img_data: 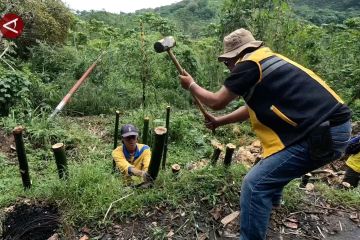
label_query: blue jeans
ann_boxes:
[239,120,351,240]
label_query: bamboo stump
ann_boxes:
[148,127,167,180]
[171,163,181,174]
[211,140,223,165]
[113,111,120,172]
[162,106,171,169]
[52,143,68,179]
[299,173,312,188]
[142,117,150,145]
[13,126,31,189]
[224,143,236,166]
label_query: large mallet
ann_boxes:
[154,36,209,117]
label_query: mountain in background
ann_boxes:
[76,0,360,37]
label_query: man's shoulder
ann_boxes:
[137,144,150,151]
[112,145,124,154]
[233,60,260,73]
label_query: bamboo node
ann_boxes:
[226,143,236,149]
[154,127,167,135]
[172,164,181,173]
[52,143,64,150]
[13,126,24,134]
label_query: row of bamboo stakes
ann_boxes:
[11,106,236,189]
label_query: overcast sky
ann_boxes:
[63,0,182,13]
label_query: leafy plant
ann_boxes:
[0,67,31,116]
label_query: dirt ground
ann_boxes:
[1,195,359,240]
[59,193,360,240]
[0,128,16,159]
[1,201,60,240]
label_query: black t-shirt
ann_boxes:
[223,61,260,96]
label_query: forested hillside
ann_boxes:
[0,0,359,239]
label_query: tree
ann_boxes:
[0,0,74,58]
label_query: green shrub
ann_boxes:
[0,66,31,116]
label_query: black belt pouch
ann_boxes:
[307,121,333,161]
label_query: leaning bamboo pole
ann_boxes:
[49,52,104,118]
[12,126,31,189]
[148,127,167,180]
[51,143,68,179]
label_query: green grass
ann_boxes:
[316,183,360,208]
[1,110,359,229]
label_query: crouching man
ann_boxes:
[112,124,152,184]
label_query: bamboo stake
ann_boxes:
[148,127,167,180]
[162,106,171,169]
[211,140,223,165]
[224,143,236,166]
[299,173,312,188]
[113,111,120,172]
[12,126,31,189]
[51,143,68,179]
[171,164,181,174]
[142,117,150,145]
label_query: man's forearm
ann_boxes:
[189,84,237,110]
[190,84,219,108]
[217,106,249,126]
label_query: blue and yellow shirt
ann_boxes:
[112,143,151,176]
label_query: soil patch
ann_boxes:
[0,128,16,159]
[1,201,60,240]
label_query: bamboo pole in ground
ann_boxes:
[51,143,68,179]
[142,117,150,145]
[162,106,171,169]
[148,127,167,180]
[211,140,223,165]
[224,143,236,166]
[113,111,120,172]
[299,173,312,188]
[171,164,180,174]
[12,126,31,189]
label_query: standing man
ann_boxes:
[112,124,152,183]
[179,28,351,239]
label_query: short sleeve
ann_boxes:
[223,61,260,96]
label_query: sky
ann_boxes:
[63,0,183,14]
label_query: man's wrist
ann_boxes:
[128,166,134,176]
[188,81,197,91]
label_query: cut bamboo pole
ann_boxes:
[224,143,236,166]
[211,140,223,165]
[171,164,181,174]
[12,126,31,189]
[162,106,171,169]
[51,143,68,179]
[113,111,120,172]
[299,173,312,188]
[148,127,167,180]
[142,117,150,145]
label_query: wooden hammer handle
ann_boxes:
[167,49,183,74]
[167,49,209,117]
